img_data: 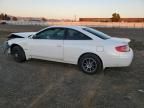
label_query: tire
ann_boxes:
[78,54,103,74]
[11,46,26,62]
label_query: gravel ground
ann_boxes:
[0,25,144,108]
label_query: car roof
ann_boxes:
[47,25,87,30]
[37,26,89,36]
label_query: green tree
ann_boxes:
[4,14,11,20]
[0,13,11,20]
[42,18,47,22]
[111,13,121,22]
[0,13,5,20]
[12,17,18,21]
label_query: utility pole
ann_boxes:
[74,15,77,22]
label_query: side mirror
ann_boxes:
[28,34,34,39]
[31,34,37,39]
[31,34,41,39]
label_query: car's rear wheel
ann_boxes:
[78,54,103,74]
[11,46,26,62]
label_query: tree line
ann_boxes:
[0,13,18,21]
[1,12,121,22]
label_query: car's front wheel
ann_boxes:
[78,54,103,74]
[11,46,26,62]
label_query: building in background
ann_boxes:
[79,18,144,22]
[79,18,111,22]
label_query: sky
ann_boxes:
[0,0,144,19]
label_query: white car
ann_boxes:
[3,26,133,74]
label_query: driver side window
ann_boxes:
[33,28,65,40]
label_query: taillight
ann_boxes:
[115,45,130,52]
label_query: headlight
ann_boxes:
[3,41,10,54]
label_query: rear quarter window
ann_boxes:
[83,28,110,40]
[66,29,92,40]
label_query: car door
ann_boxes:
[64,28,92,64]
[28,28,65,60]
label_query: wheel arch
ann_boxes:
[10,44,24,54]
[78,52,103,69]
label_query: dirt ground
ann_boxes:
[0,25,144,108]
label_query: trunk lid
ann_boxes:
[109,37,131,44]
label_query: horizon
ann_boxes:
[0,0,144,19]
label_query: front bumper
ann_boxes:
[2,41,10,54]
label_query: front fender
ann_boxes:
[6,39,30,60]
[8,38,28,50]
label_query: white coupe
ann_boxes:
[4,26,133,74]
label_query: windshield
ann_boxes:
[83,27,111,40]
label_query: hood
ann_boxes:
[10,32,36,38]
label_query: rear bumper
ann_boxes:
[117,48,134,67]
[104,48,134,68]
